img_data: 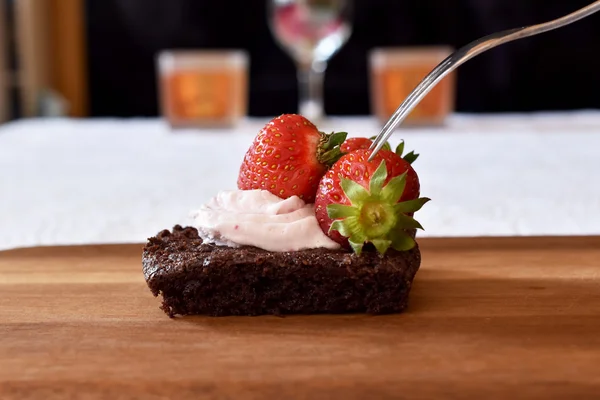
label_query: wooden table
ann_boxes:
[1,236,599,399]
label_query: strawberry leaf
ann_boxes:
[371,239,392,254]
[403,151,419,164]
[340,178,370,206]
[344,215,362,236]
[318,131,348,166]
[322,131,348,150]
[348,237,365,255]
[331,215,362,238]
[349,229,367,254]
[395,140,405,157]
[330,219,352,237]
[327,204,359,219]
[394,197,431,214]
[369,160,388,196]
[320,148,344,165]
[394,140,419,164]
[396,214,424,230]
[380,172,407,204]
[350,230,367,245]
[390,230,416,251]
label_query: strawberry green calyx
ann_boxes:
[395,140,419,164]
[318,131,348,166]
[326,160,430,255]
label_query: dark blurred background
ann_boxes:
[86,0,600,117]
[2,0,599,121]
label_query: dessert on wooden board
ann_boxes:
[142,114,430,317]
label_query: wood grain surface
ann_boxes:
[1,236,599,399]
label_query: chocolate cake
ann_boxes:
[142,225,421,317]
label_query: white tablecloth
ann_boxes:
[1,112,599,251]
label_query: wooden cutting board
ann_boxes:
[1,236,599,400]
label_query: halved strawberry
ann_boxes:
[237,114,347,203]
[314,148,429,254]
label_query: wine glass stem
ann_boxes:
[297,61,326,121]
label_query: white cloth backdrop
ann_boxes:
[1,112,599,250]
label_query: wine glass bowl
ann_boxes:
[268,0,353,121]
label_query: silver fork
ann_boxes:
[369,0,600,160]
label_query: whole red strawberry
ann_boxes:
[238,114,347,202]
[315,148,429,254]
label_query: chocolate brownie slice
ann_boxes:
[142,225,421,317]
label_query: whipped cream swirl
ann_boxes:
[190,190,340,252]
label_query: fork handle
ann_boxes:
[369,0,600,160]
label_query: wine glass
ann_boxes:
[268,0,353,122]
